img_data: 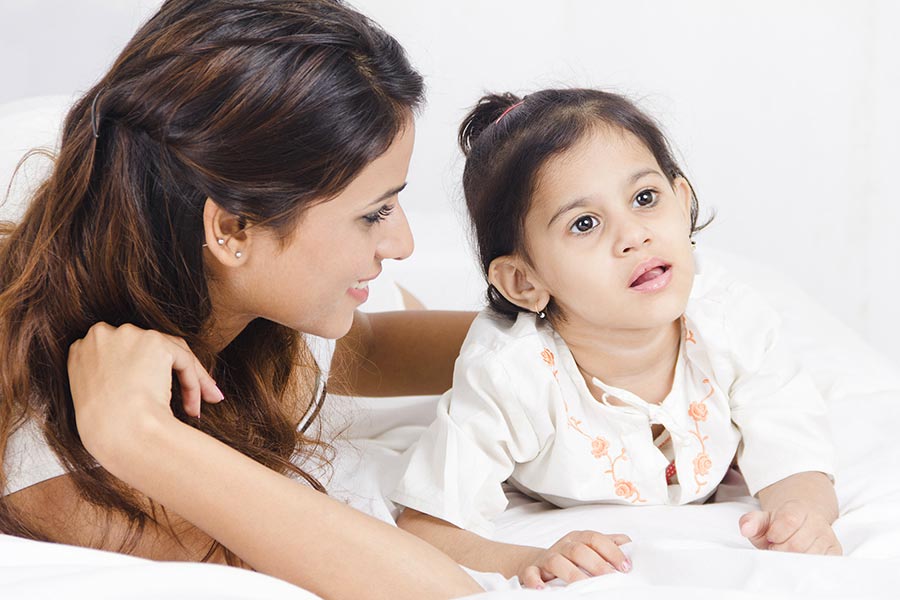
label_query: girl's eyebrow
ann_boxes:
[547,198,589,229]
[366,182,407,207]
[546,168,664,228]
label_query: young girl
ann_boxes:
[392,89,839,588]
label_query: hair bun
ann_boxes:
[457,92,521,156]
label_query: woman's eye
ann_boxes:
[633,189,658,207]
[363,204,395,224]
[569,215,600,234]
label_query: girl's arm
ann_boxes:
[68,323,482,600]
[397,508,631,589]
[739,471,841,555]
[330,310,476,397]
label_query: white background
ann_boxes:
[1,0,898,367]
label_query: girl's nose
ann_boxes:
[376,203,414,261]
[614,216,652,256]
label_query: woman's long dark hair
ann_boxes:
[459,89,709,322]
[0,0,423,562]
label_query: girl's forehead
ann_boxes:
[532,128,660,206]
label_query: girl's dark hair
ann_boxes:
[459,88,709,322]
[0,0,423,562]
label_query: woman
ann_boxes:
[0,1,482,598]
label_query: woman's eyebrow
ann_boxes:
[366,182,407,206]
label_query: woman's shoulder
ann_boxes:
[2,416,67,497]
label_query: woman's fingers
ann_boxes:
[165,335,224,417]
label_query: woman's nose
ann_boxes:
[376,204,415,261]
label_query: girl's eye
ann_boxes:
[569,215,600,234]
[363,204,395,224]
[633,189,659,208]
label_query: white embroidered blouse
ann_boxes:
[391,256,835,537]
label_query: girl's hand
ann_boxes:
[739,500,842,555]
[518,530,632,589]
[67,322,224,462]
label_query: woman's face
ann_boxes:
[522,126,695,336]
[216,122,415,341]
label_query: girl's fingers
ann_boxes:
[542,554,588,584]
[519,566,544,589]
[609,533,632,546]
[584,534,631,573]
[739,511,772,549]
[566,543,616,577]
[765,508,807,545]
[805,536,832,555]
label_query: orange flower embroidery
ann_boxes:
[542,348,645,503]
[692,452,712,477]
[541,348,555,366]
[688,379,716,493]
[591,437,609,458]
[688,401,708,422]
[614,479,640,500]
[682,316,697,345]
[541,348,559,380]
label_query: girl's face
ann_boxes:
[520,126,694,334]
[211,122,415,341]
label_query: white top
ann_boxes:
[1,335,335,496]
[391,255,835,537]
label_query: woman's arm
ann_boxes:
[739,471,841,555]
[397,508,631,589]
[68,323,482,600]
[330,310,476,397]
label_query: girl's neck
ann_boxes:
[556,318,681,405]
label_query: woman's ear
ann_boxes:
[488,255,551,314]
[202,198,250,266]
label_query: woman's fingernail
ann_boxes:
[536,584,545,590]
[214,384,225,400]
[621,559,632,572]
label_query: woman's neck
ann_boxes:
[556,318,681,406]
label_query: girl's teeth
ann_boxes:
[353,281,369,290]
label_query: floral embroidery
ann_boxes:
[591,436,609,458]
[693,452,712,477]
[682,316,697,345]
[688,400,708,422]
[541,348,559,380]
[688,378,716,493]
[543,348,646,503]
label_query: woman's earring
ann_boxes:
[217,238,226,246]
[536,308,547,319]
[235,250,243,259]
[690,238,697,250]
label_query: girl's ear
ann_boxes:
[673,176,693,217]
[488,255,551,314]
[202,198,250,267]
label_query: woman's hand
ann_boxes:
[67,322,224,462]
[518,530,632,589]
[740,499,842,555]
